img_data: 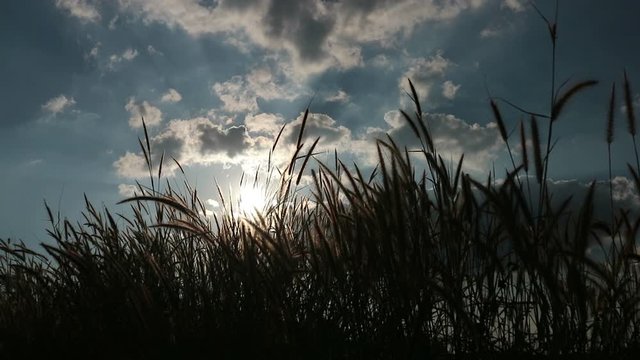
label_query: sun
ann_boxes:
[237,184,267,216]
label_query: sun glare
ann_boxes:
[238,184,267,216]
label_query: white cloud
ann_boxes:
[114,152,150,179]
[118,183,139,197]
[161,88,182,103]
[480,25,501,38]
[25,159,43,167]
[108,48,139,69]
[326,90,350,103]
[147,45,163,56]
[244,113,285,135]
[85,42,101,60]
[108,15,119,30]
[42,95,76,114]
[502,0,526,12]
[122,48,138,60]
[611,176,640,206]
[114,116,254,178]
[125,98,162,128]
[207,199,220,208]
[55,0,100,22]
[114,108,363,179]
[213,66,304,113]
[400,50,454,103]
[115,0,487,76]
[442,80,461,100]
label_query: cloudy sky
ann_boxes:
[2,0,640,245]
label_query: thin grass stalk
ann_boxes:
[607,82,616,225]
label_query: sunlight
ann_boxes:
[237,184,267,216]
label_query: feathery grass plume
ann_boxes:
[551,80,599,121]
[623,70,640,173]
[491,98,508,142]
[530,115,543,184]
[624,70,636,136]
[520,119,529,173]
[406,79,434,154]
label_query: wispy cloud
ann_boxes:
[442,80,461,100]
[42,95,76,114]
[325,90,350,103]
[55,0,100,22]
[161,88,182,103]
[147,45,163,56]
[502,0,526,12]
[108,48,139,70]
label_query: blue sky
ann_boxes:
[2,0,640,246]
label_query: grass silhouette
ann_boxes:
[2,3,640,359]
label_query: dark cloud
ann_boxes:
[285,112,351,146]
[198,123,249,157]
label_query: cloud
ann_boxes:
[114,109,361,179]
[283,112,352,149]
[325,90,350,103]
[114,116,254,178]
[125,98,162,128]
[108,15,119,29]
[108,48,139,69]
[371,111,505,174]
[118,183,139,197]
[620,93,640,115]
[370,54,392,69]
[611,176,640,207]
[55,0,101,22]
[480,25,502,38]
[161,88,182,103]
[501,0,526,12]
[25,159,43,167]
[400,50,454,103]
[85,42,101,60]
[147,45,163,56]
[207,198,220,208]
[244,113,285,134]
[212,66,303,113]
[115,0,486,76]
[42,95,76,114]
[442,81,461,100]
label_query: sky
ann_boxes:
[2,0,640,247]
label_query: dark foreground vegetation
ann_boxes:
[2,4,640,359]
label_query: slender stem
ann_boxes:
[633,135,640,173]
[539,0,559,221]
[608,143,615,226]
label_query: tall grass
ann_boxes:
[2,6,640,360]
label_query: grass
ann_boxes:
[2,3,640,359]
